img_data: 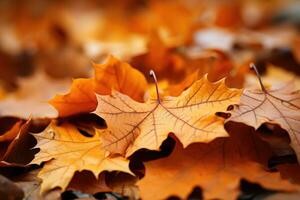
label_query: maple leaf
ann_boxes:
[30,122,132,193]
[137,123,300,200]
[94,72,242,156]
[228,64,300,162]
[50,55,148,117]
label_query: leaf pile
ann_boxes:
[0,1,300,200]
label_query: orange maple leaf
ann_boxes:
[50,55,148,117]
[94,72,241,156]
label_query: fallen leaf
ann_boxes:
[137,122,299,200]
[1,2,300,199]
[228,65,300,162]
[30,122,132,193]
[49,78,96,117]
[93,55,147,102]
[95,74,241,156]
[50,55,147,117]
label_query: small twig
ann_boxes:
[250,63,267,93]
[149,70,161,103]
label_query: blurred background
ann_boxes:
[0,0,299,92]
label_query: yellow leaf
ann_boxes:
[94,74,242,156]
[30,122,132,193]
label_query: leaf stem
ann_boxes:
[250,63,267,92]
[149,70,161,103]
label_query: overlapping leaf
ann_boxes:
[50,55,148,117]
[30,122,132,193]
[228,77,300,161]
[95,74,242,156]
[1,1,300,199]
